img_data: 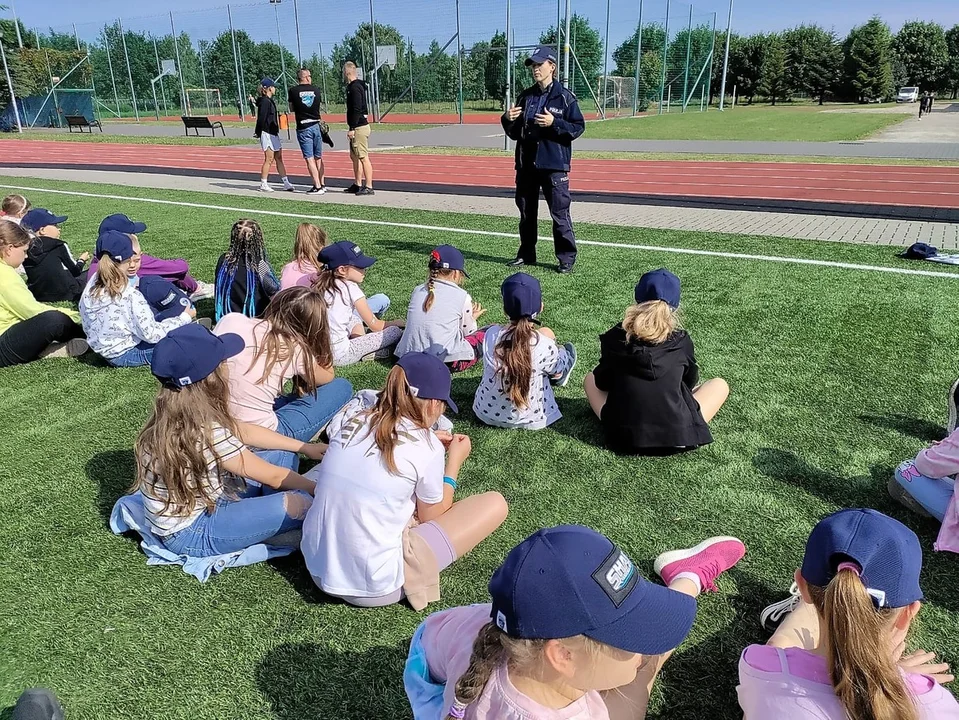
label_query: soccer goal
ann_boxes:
[185,88,223,117]
[598,76,637,116]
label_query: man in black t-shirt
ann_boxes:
[288,68,332,194]
[343,61,374,196]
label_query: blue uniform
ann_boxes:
[502,81,586,266]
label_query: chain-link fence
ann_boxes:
[0,0,723,128]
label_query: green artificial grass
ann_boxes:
[2,177,959,719]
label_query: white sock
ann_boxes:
[673,572,702,593]
[282,176,290,183]
[260,179,269,186]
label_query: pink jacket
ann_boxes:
[914,429,959,553]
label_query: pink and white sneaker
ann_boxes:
[653,536,746,593]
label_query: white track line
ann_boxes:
[3,181,957,280]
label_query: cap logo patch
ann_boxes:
[592,547,638,608]
[177,376,192,386]
[160,291,177,307]
[495,610,508,632]
[179,298,190,307]
[408,384,420,398]
[867,588,887,608]
[352,245,361,254]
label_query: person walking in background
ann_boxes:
[254,78,295,193]
[502,46,585,274]
[247,94,257,118]
[343,61,374,197]
[289,68,333,195]
[919,92,929,119]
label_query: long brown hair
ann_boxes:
[252,286,333,394]
[808,570,919,720]
[292,223,327,268]
[423,267,464,313]
[0,219,30,250]
[133,365,242,518]
[622,300,681,345]
[1,194,30,218]
[364,365,436,474]
[91,253,130,299]
[495,318,537,408]
[311,264,349,304]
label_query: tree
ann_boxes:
[539,14,602,99]
[892,21,948,91]
[783,25,841,104]
[710,31,741,104]
[843,17,894,102]
[759,33,788,104]
[485,31,507,103]
[332,22,409,106]
[611,23,666,78]
[946,25,959,98]
[731,33,767,103]
[463,41,489,102]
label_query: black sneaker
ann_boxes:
[506,257,530,267]
[948,377,959,434]
[557,262,574,274]
[356,187,375,196]
[307,186,322,194]
[344,184,360,194]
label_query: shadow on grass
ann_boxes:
[267,554,344,606]
[379,238,514,268]
[256,639,411,720]
[85,449,137,526]
[549,397,606,447]
[859,413,945,443]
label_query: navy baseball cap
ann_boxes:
[526,46,558,66]
[21,208,67,232]
[635,268,681,308]
[138,276,192,322]
[429,245,469,278]
[151,324,245,389]
[801,508,923,609]
[261,77,276,88]
[397,351,458,413]
[319,240,377,270]
[95,230,135,262]
[99,213,146,235]
[501,272,542,320]
[900,242,938,260]
[489,526,698,655]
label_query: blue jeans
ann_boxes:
[895,461,954,522]
[350,294,390,328]
[161,483,308,556]
[296,123,323,159]
[108,341,155,367]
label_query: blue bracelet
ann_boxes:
[443,476,458,490]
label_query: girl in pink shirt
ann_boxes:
[739,508,959,720]
[280,223,327,290]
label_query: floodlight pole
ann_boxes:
[718,0,733,110]
[658,0,670,114]
[10,2,23,48]
[505,0,511,151]
[170,12,187,114]
[73,22,100,121]
[632,0,644,115]
[118,18,140,121]
[369,0,379,122]
[562,0,571,85]
[228,4,245,121]
[0,35,22,133]
[271,1,289,100]
[292,0,302,65]
[103,23,122,117]
[455,0,464,124]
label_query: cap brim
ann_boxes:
[154,306,184,322]
[443,395,459,414]
[585,579,697,655]
[354,255,377,269]
[130,221,147,234]
[52,215,68,225]
[218,332,246,360]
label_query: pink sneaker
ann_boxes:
[653,536,746,593]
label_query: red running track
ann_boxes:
[2,139,958,209]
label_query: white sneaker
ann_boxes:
[259,182,274,192]
[283,181,296,192]
[190,281,215,302]
[39,338,89,360]
[760,582,802,631]
[947,377,959,434]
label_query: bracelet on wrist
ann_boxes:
[443,476,458,491]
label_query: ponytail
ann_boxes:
[810,570,919,720]
[495,318,536,408]
[311,264,346,304]
[366,365,434,474]
[422,267,463,313]
[91,253,129,299]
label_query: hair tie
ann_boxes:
[836,561,861,577]
[448,699,468,719]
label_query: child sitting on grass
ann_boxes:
[215,219,281,321]
[280,223,327,289]
[1,194,29,225]
[21,208,89,303]
[396,245,487,372]
[584,269,728,455]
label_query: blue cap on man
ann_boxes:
[526,46,558,66]
[99,213,146,235]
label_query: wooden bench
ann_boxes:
[66,115,102,133]
[181,116,225,137]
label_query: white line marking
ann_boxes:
[3,181,957,280]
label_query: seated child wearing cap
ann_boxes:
[132,324,324,558]
[80,231,194,367]
[396,245,488,373]
[213,286,353,451]
[215,219,280,321]
[301,353,508,609]
[405,527,746,719]
[313,240,405,366]
[584,269,729,455]
[473,273,576,430]
[88,214,213,300]
[21,208,89,303]
[741,508,958,720]
[0,221,88,367]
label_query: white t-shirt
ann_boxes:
[301,404,446,598]
[324,279,366,352]
[139,425,245,536]
[473,325,571,430]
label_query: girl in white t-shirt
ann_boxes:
[1,194,29,224]
[133,324,325,557]
[314,240,404,366]
[473,273,576,430]
[301,352,508,609]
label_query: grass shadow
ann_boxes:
[85,449,137,527]
[379,238,514,268]
[256,640,411,720]
[266,554,345,607]
[859,413,945,443]
[548,397,606,446]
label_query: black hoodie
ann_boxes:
[593,324,712,454]
[23,234,86,302]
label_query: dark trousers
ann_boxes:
[0,311,84,368]
[515,168,577,266]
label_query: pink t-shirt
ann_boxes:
[214,312,307,431]
[422,604,611,720]
[915,428,959,480]
[280,260,318,290]
[738,645,959,719]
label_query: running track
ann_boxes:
[2,140,958,221]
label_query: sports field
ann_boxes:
[3,177,959,719]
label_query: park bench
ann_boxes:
[181,116,225,137]
[66,115,102,133]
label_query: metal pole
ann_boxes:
[658,0,670,114]
[198,40,209,113]
[562,0,571,85]
[74,23,100,121]
[408,37,414,113]
[152,80,160,120]
[602,0,610,114]
[681,4,692,112]
[37,32,61,128]
[118,18,139,121]
[10,2,23,48]
[0,41,22,132]
[504,0,511,151]
[718,0,733,110]
[103,24,122,117]
[369,0,379,122]
[318,42,329,110]
[228,5,246,121]
[154,37,169,114]
[704,11,716,109]
[274,4,289,100]
[455,0,464,123]
[170,12,187,114]
[631,0,644,115]
[293,0,303,65]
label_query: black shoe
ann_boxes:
[307,186,322,194]
[356,187,375,196]
[344,183,360,194]
[506,257,530,267]
[557,262,574,274]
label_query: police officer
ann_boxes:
[502,46,585,274]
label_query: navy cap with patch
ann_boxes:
[138,275,192,322]
[151,324,244,389]
[21,208,67,233]
[99,213,147,236]
[488,525,697,655]
[318,240,377,270]
[526,46,558,66]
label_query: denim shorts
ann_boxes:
[296,123,323,159]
